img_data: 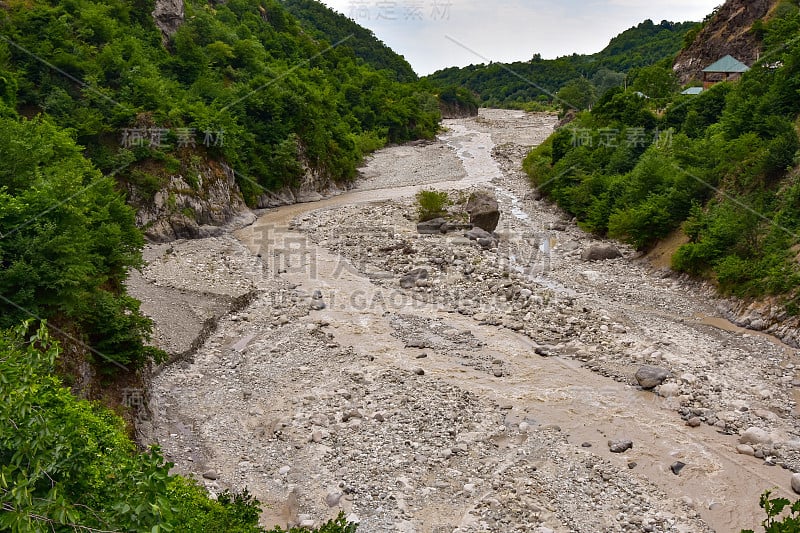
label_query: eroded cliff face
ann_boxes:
[673,0,779,84]
[131,161,255,242]
[255,164,351,208]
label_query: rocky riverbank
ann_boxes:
[132,109,800,532]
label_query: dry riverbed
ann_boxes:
[132,110,800,533]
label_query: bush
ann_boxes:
[416,189,451,221]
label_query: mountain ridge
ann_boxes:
[425,19,698,107]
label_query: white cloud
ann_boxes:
[317,1,720,75]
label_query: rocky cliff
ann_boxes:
[152,0,184,45]
[673,0,779,84]
[131,161,255,242]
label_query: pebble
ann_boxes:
[609,439,633,453]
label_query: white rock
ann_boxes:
[740,427,773,446]
[736,444,755,456]
[657,383,680,398]
[792,474,800,495]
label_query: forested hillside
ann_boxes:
[425,19,699,108]
[524,0,800,310]
[279,0,417,81]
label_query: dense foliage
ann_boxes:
[524,1,800,307]
[0,113,161,371]
[279,0,417,82]
[0,0,439,204]
[425,19,698,108]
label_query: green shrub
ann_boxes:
[416,189,451,221]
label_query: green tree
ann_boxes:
[631,65,678,99]
[556,77,597,113]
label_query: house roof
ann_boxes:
[681,87,704,95]
[702,55,750,73]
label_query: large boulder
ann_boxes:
[739,427,773,447]
[635,365,671,389]
[417,218,447,235]
[466,190,500,232]
[581,243,622,262]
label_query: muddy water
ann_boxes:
[237,110,792,532]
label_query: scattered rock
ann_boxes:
[412,367,425,376]
[609,439,633,453]
[202,470,218,480]
[310,290,326,311]
[465,190,500,232]
[476,237,495,250]
[465,226,493,241]
[416,217,447,234]
[400,268,429,289]
[581,243,622,262]
[325,491,343,507]
[687,417,702,428]
[635,365,671,389]
[657,382,680,397]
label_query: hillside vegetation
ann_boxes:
[524,0,800,309]
[425,19,698,108]
[280,0,417,82]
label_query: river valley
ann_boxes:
[131,109,800,533]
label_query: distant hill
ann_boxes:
[279,0,417,81]
[673,0,779,84]
[425,19,698,106]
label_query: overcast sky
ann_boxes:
[317,0,721,75]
